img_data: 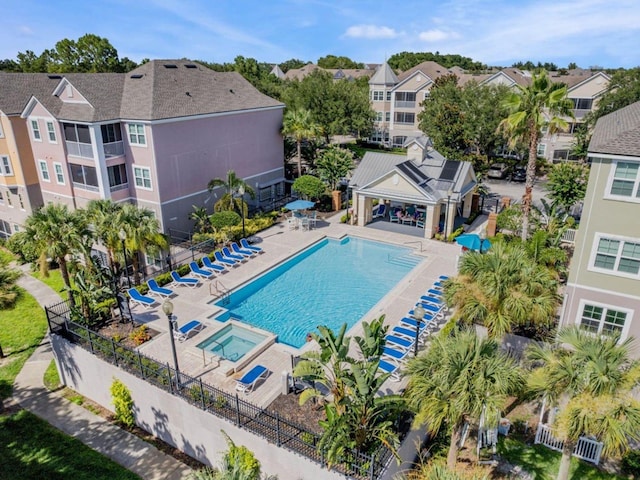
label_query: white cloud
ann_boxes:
[418,29,459,42]
[18,25,34,35]
[344,24,399,39]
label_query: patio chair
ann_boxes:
[190,261,215,280]
[287,217,298,230]
[392,325,429,343]
[416,216,425,229]
[378,359,401,382]
[299,216,310,231]
[372,204,386,219]
[170,270,199,288]
[231,242,256,258]
[425,288,443,298]
[308,211,318,229]
[173,319,205,342]
[146,279,174,298]
[214,251,238,267]
[127,288,157,308]
[385,335,414,352]
[202,256,226,273]
[241,238,264,254]
[412,302,444,318]
[235,364,269,394]
[401,316,435,332]
[382,346,412,363]
[420,294,443,306]
[222,246,248,263]
[390,210,400,223]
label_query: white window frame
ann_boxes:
[46,121,57,143]
[38,160,50,182]
[0,120,4,138]
[128,123,147,146]
[605,159,640,203]
[375,111,383,122]
[0,155,13,176]
[537,143,546,157]
[575,299,632,341]
[53,162,65,185]
[372,90,384,102]
[589,232,640,280]
[30,119,42,141]
[133,166,152,190]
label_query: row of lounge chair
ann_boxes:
[377,275,449,381]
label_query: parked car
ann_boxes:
[511,167,527,182]
[487,163,509,179]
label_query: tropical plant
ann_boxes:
[0,261,20,309]
[315,145,354,191]
[207,170,255,214]
[545,162,589,211]
[527,327,640,480]
[292,175,326,200]
[110,378,135,428]
[405,328,524,469]
[84,199,124,271]
[499,70,574,240]
[281,108,322,177]
[24,203,90,291]
[68,264,112,323]
[190,205,213,234]
[444,242,560,338]
[404,460,489,480]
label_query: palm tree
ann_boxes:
[85,199,124,271]
[405,329,524,469]
[207,170,255,214]
[24,204,90,291]
[444,242,559,338]
[281,108,322,178]
[0,262,20,309]
[189,206,213,234]
[499,70,574,240]
[527,327,640,480]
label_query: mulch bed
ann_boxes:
[267,391,326,435]
[96,318,161,349]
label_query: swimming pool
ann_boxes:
[196,323,268,362]
[213,236,422,348]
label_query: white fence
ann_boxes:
[561,228,577,245]
[535,423,604,465]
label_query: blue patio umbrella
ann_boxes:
[285,199,315,211]
[455,233,492,252]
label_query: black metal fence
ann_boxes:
[45,301,393,479]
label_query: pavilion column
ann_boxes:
[462,192,472,217]
[424,204,439,239]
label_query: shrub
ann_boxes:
[210,211,241,229]
[110,378,135,427]
[292,174,326,200]
[5,231,40,264]
[340,213,351,223]
[622,449,640,476]
[129,325,151,346]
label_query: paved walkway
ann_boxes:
[8,265,193,480]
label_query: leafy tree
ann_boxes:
[15,49,52,72]
[281,109,323,177]
[499,70,574,240]
[208,170,256,214]
[278,58,307,73]
[585,68,640,127]
[315,146,354,191]
[317,55,364,69]
[0,261,20,309]
[190,206,213,234]
[388,51,486,72]
[209,211,241,230]
[292,175,326,200]
[405,329,524,469]
[545,163,589,211]
[85,199,125,271]
[444,241,560,338]
[569,123,590,161]
[0,58,20,72]
[527,328,640,480]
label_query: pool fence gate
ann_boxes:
[534,423,603,465]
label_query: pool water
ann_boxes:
[213,236,421,348]
[196,324,268,362]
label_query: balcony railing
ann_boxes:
[73,182,99,192]
[110,182,129,192]
[572,109,591,119]
[66,141,94,159]
[103,141,124,158]
[395,101,416,108]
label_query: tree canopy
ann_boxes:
[317,55,364,69]
[545,163,589,211]
[388,51,486,72]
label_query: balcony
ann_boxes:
[395,101,416,109]
[103,141,124,158]
[73,182,99,192]
[572,109,591,120]
[110,182,129,192]
[66,141,94,159]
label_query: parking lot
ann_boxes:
[482,176,549,212]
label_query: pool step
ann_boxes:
[387,254,422,268]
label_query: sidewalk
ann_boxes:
[9,266,193,480]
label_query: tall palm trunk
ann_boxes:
[58,256,75,305]
[521,123,539,241]
[296,139,303,178]
[447,422,463,469]
[557,440,574,480]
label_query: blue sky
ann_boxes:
[2,0,640,69]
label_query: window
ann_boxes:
[0,219,10,239]
[395,92,416,108]
[592,235,640,277]
[537,144,546,156]
[63,123,93,158]
[108,164,128,189]
[372,90,384,102]
[18,194,24,210]
[572,98,593,110]
[46,121,57,142]
[0,121,4,138]
[386,91,391,101]
[69,163,99,191]
[394,112,415,124]
[133,166,152,189]
[145,252,163,269]
[385,112,390,122]
[31,119,41,141]
[552,149,579,162]
[38,160,50,181]
[375,112,384,122]
[0,190,3,204]
[423,91,430,100]
[579,303,628,337]
[392,136,407,148]
[101,123,123,144]
[259,187,272,202]
[53,162,65,184]
[0,156,13,176]
[609,161,640,198]
[128,123,146,145]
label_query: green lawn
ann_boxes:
[31,268,69,296]
[498,438,625,480]
[0,410,140,480]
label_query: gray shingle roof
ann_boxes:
[0,73,61,115]
[589,101,640,157]
[369,63,399,86]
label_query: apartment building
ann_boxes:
[560,101,640,357]
[0,60,285,237]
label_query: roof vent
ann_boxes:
[185,64,197,69]
[130,74,143,79]
[164,64,178,69]
[186,92,191,97]
[47,74,62,79]
[229,89,234,94]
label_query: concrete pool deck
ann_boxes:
[134,212,461,407]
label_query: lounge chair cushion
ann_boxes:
[235,365,269,393]
[174,320,204,341]
[241,238,263,253]
[127,288,156,307]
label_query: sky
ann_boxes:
[2,0,640,69]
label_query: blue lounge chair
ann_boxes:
[414,302,443,314]
[426,288,443,297]
[372,203,386,219]
[439,275,449,281]
[433,281,444,289]
[202,256,226,273]
[127,288,156,308]
[385,335,414,351]
[173,319,204,342]
[420,295,443,305]
[215,251,238,267]
[400,316,433,332]
[147,279,174,298]
[382,346,411,363]
[392,325,428,343]
[241,238,264,254]
[170,271,199,288]
[222,246,247,262]
[231,242,256,257]
[190,261,215,280]
[378,359,401,382]
[235,365,269,394]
